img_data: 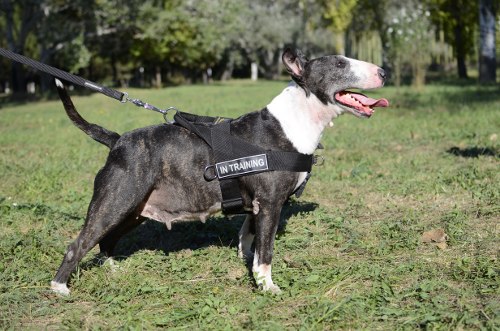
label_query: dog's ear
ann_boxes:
[282,48,308,78]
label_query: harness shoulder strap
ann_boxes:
[210,120,247,213]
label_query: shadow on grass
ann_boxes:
[80,199,318,270]
[447,146,498,158]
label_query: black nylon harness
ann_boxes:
[173,111,314,214]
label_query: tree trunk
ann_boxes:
[2,1,41,93]
[221,61,233,81]
[334,32,345,55]
[478,0,496,83]
[3,1,26,93]
[251,63,258,81]
[454,22,468,79]
[11,61,27,94]
[111,56,118,86]
[448,0,471,80]
[155,65,162,88]
[39,47,52,93]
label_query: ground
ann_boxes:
[0,80,498,329]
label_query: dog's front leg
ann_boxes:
[252,201,282,294]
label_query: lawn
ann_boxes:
[0,80,498,330]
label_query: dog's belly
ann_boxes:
[138,178,222,230]
[140,200,221,230]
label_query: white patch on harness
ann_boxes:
[215,154,268,179]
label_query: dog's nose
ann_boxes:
[378,68,387,81]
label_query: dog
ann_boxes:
[50,48,388,295]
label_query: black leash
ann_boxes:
[0,47,177,118]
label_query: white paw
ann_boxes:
[50,281,70,296]
[103,257,120,273]
[262,283,282,294]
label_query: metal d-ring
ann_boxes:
[203,165,218,181]
[162,106,179,124]
[313,155,325,166]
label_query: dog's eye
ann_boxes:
[336,59,347,68]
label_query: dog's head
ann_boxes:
[282,48,389,118]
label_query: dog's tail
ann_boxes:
[55,78,120,149]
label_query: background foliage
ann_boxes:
[0,0,498,93]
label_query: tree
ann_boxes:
[346,0,391,65]
[384,1,436,87]
[37,0,93,92]
[0,10,9,91]
[130,0,246,86]
[426,0,478,79]
[321,0,358,54]
[0,0,95,93]
[478,0,497,83]
[0,0,42,93]
[86,0,143,86]
[239,0,301,79]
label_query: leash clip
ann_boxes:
[120,92,128,103]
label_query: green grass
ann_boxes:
[0,80,499,330]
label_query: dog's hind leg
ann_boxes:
[238,215,255,259]
[51,165,155,295]
[99,215,146,258]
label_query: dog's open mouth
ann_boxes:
[334,91,389,117]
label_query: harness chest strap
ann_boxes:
[173,111,314,214]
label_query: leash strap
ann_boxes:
[0,47,175,116]
[0,47,125,101]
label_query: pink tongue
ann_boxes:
[351,93,389,107]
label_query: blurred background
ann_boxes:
[0,0,498,95]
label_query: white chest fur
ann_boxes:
[267,83,342,155]
[268,83,343,191]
